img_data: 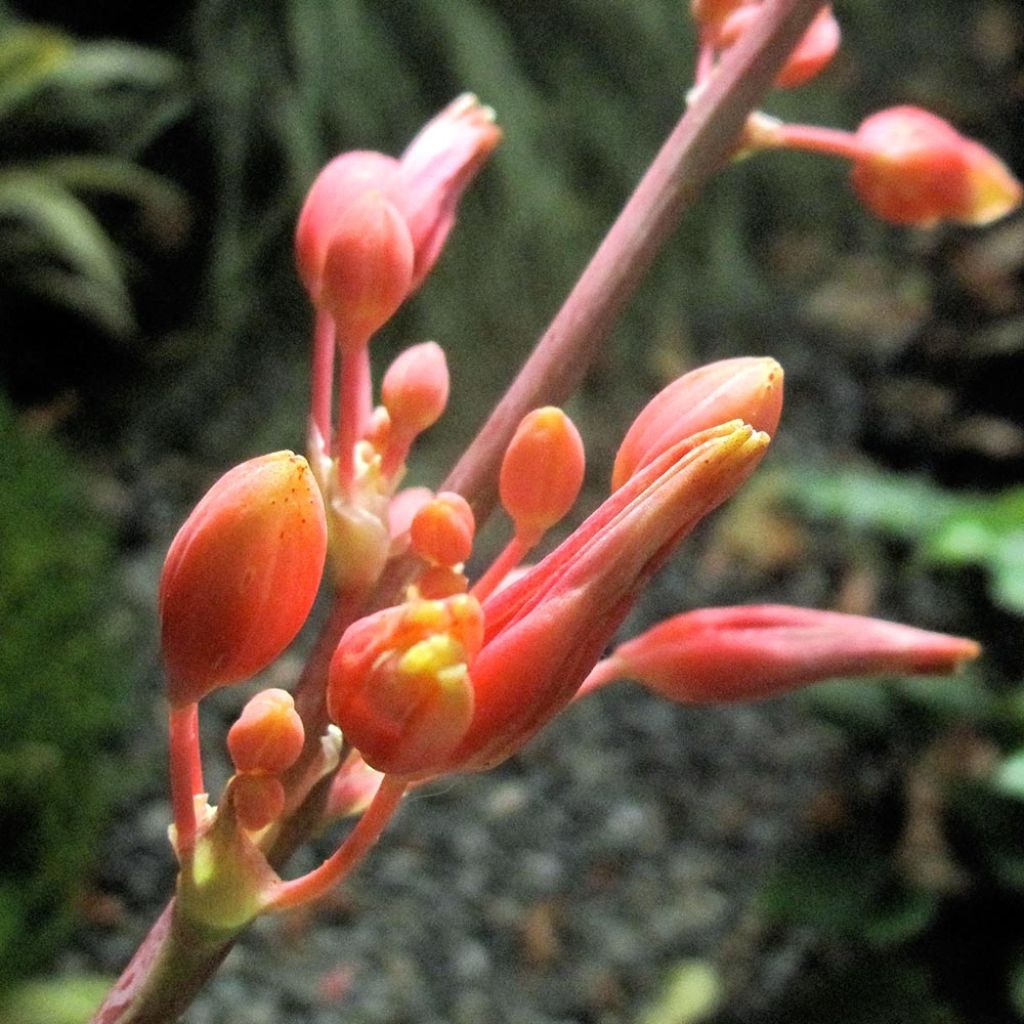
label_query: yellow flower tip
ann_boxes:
[612,357,783,491]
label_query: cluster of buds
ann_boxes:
[150,46,1011,950]
[690,1,1023,227]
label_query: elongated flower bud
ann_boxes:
[851,107,1023,227]
[392,93,502,289]
[410,492,475,567]
[227,689,305,775]
[327,594,484,775]
[612,357,783,490]
[319,192,415,347]
[295,150,401,303]
[607,605,981,703]
[500,407,586,545]
[160,452,327,707]
[447,421,771,775]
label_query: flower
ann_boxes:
[160,452,327,707]
[595,604,981,703]
[329,420,770,778]
[295,94,501,306]
[851,106,1023,227]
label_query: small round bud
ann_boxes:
[499,407,585,546]
[381,341,450,435]
[851,107,1023,227]
[227,688,305,775]
[410,492,475,567]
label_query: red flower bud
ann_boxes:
[608,604,981,703]
[716,4,839,88]
[160,452,327,706]
[318,191,415,347]
[227,688,305,775]
[851,106,1023,227]
[381,342,450,435]
[500,407,586,545]
[612,357,783,491]
[410,492,476,567]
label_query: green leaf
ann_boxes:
[993,750,1024,801]
[0,26,73,120]
[0,975,112,1024]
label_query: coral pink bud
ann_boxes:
[319,192,415,347]
[231,773,286,832]
[851,107,1023,227]
[500,407,586,545]
[160,452,327,707]
[410,492,475,567]
[391,94,502,289]
[716,4,839,88]
[295,151,401,302]
[612,357,783,491]
[609,605,981,703]
[381,341,450,435]
[227,688,305,775]
[327,594,484,775]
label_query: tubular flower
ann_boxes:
[597,604,981,703]
[295,93,501,304]
[329,420,770,780]
[851,106,1024,227]
[612,356,783,490]
[160,452,327,707]
[327,594,484,776]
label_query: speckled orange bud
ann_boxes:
[612,357,783,491]
[230,773,286,832]
[160,452,327,707]
[410,492,475,567]
[499,407,585,546]
[227,688,305,775]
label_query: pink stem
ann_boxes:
[270,774,408,910]
[768,122,868,160]
[310,309,335,451]
[695,39,717,86]
[439,0,827,527]
[335,341,373,491]
[168,702,202,855]
[471,535,531,603]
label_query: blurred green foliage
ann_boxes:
[783,468,1024,615]
[0,3,188,341]
[0,394,127,995]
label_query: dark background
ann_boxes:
[2,1,1023,1021]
